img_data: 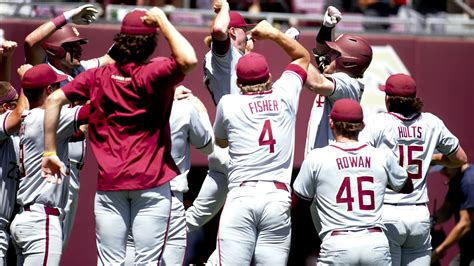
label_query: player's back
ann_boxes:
[307,142,404,238]
[361,112,460,204]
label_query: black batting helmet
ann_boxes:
[326,34,373,78]
[42,26,88,58]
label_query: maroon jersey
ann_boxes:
[62,57,184,191]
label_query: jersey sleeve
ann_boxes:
[328,72,363,101]
[142,57,185,92]
[434,117,460,156]
[57,106,82,140]
[272,64,307,111]
[0,111,12,140]
[293,152,317,201]
[213,98,227,140]
[61,70,93,102]
[189,105,213,150]
[384,150,409,192]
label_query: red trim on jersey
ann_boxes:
[387,112,421,121]
[284,64,307,84]
[43,214,50,266]
[329,143,368,152]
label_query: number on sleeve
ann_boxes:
[259,119,276,153]
[398,144,424,179]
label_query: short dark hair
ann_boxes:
[387,96,424,116]
[111,33,157,65]
[333,121,365,139]
[24,89,44,103]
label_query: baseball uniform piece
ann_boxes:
[10,106,85,266]
[360,111,460,266]
[214,64,307,265]
[61,55,183,264]
[0,111,19,265]
[185,38,243,230]
[293,142,409,265]
[305,72,364,154]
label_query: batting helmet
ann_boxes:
[326,34,372,78]
[42,26,88,58]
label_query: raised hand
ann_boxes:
[250,20,278,41]
[143,7,167,28]
[64,4,99,25]
[323,6,342,28]
[17,64,33,79]
[0,40,17,58]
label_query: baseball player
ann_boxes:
[125,86,214,265]
[431,163,474,265]
[0,41,28,266]
[293,99,413,265]
[41,8,197,265]
[186,0,256,233]
[305,6,373,154]
[213,20,309,264]
[359,73,468,266]
[23,4,114,248]
[9,64,89,266]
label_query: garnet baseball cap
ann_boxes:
[380,73,417,97]
[330,99,364,123]
[236,52,270,86]
[229,11,255,30]
[120,9,156,35]
[21,64,68,89]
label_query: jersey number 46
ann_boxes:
[336,176,375,211]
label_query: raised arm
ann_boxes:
[431,147,468,168]
[250,20,310,71]
[0,41,18,82]
[143,7,197,74]
[211,0,231,41]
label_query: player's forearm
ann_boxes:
[159,18,197,74]
[6,91,28,135]
[44,90,68,152]
[436,218,471,254]
[24,21,57,65]
[211,2,230,41]
[270,30,309,66]
[0,55,12,81]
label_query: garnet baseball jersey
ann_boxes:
[61,57,184,191]
[305,72,364,154]
[214,64,307,187]
[360,112,460,204]
[293,142,409,239]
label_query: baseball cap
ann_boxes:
[330,99,364,123]
[120,9,156,35]
[236,52,270,86]
[380,73,417,97]
[229,11,255,30]
[21,64,68,89]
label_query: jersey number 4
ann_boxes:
[398,144,424,179]
[259,119,276,153]
[336,176,375,211]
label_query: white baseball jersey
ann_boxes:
[360,112,460,204]
[17,106,82,208]
[214,64,305,187]
[169,99,213,193]
[305,72,364,154]
[203,43,243,105]
[0,111,18,221]
[293,142,408,239]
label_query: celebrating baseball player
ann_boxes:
[212,19,309,264]
[9,64,89,265]
[305,6,373,154]
[186,1,256,232]
[293,99,413,265]
[359,73,468,265]
[125,86,214,265]
[0,41,29,265]
[41,8,197,265]
[23,4,114,248]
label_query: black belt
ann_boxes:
[331,227,382,236]
[240,181,288,192]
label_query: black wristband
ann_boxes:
[316,25,333,45]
